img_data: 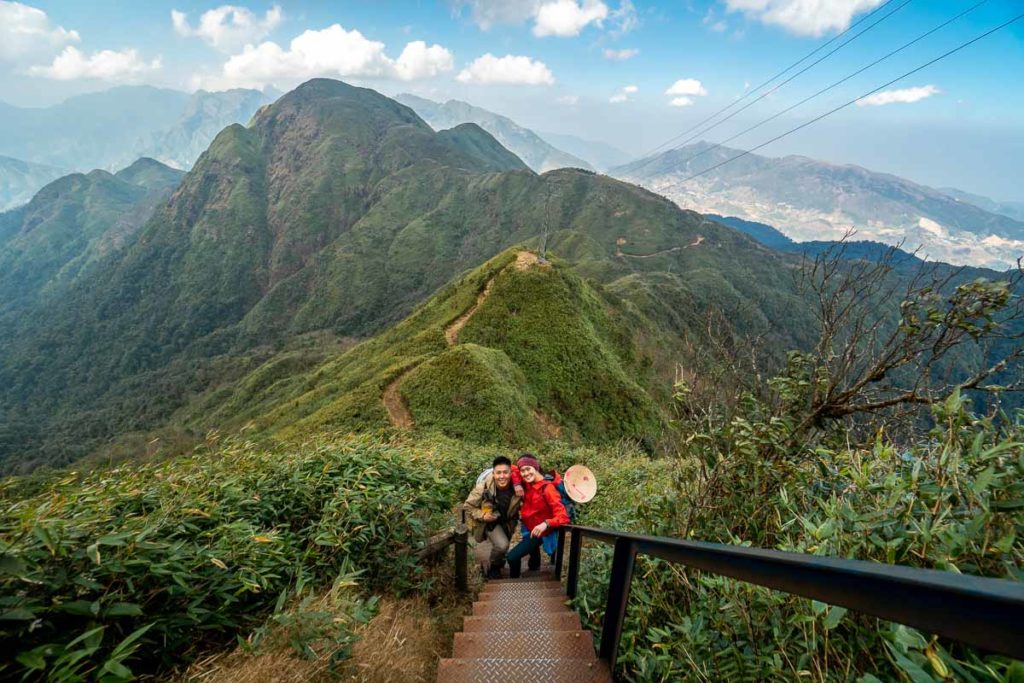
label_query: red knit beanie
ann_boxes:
[517,454,540,471]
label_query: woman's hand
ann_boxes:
[514,484,524,497]
[483,512,499,522]
[530,521,548,538]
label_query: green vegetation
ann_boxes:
[402,344,539,444]
[0,161,181,318]
[0,434,490,681]
[570,383,1024,682]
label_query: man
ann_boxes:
[464,456,522,579]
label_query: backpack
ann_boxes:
[543,471,577,522]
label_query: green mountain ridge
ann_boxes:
[1,78,976,473]
[0,159,184,320]
[174,248,662,450]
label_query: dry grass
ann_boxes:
[180,564,471,683]
[339,596,454,682]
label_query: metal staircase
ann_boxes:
[436,568,612,683]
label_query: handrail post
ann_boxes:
[599,537,636,671]
[454,507,468,592]
[554,527,566,580]
[566,528,583,600]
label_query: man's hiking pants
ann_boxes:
[486,525,510,569]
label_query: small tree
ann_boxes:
[790,240,1023,435]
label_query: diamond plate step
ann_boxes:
[479,586,565,598]
[489,568,556,582]
[473,598,568,616]
[453,630,596,658]
[463,612,581,632]
[476,592,567,604]
[473,593,569,610]
[437,657,612,683]
[481,581,565,593]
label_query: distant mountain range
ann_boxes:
[0,86,273,209]
[0,156,67,211]
[613,142,1024,270]
[536,130,632,171]
[395,93,593,172]
[937,187,1024,224]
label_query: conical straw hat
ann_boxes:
[563,465,597,503]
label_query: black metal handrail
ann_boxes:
[553,524,1024,672]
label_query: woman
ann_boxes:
[506,454,570,578]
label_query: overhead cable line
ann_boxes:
[675,0,988,169]
[644,0,915,162]
[634,0,902,162]
[674,11,1024,185]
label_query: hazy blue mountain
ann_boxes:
[0,86,272,177]
[0,87,189,170]
[938,187,1024,223]
[0,156,67,211]
[395,93,593,172]
[710,213,926,267]
[138,88,276,170]
[614,142,1024,270]
[537,130,632,171]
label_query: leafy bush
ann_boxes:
[0,434,471,680]
[572,385,1024,682]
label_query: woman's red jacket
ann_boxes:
[519,473,571,533]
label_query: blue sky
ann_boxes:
[1,0,1022,197]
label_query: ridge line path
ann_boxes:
[382,251,540,429]
[617,234,704,258]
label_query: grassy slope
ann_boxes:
[176,248,662,451]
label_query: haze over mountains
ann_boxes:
[395,93,594,173]
[0,86,273,209]
[613,142,1024,270]
[0,155,67,211]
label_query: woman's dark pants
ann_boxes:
[506,535,544,578]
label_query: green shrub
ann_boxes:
[0,434,467,680]
[571,387,1024,682]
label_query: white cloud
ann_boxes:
[533,0,608,37]
[454,0,635,36]
[723,0,884,37]
[394,41,455,80]
[702,7,728,32]
[172,4,283,52]
[603,47,638,60]
[0,1,79,63]
[608,0,639,36]
[557,94,579,105]
[609,84,637,103]
[457,53,554,85]
[666,78,707,96]
[29,45,160,81]
[857,84,939,107]
[454,0,540,30]
[670,96,694,107]
[202,25,453,90]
